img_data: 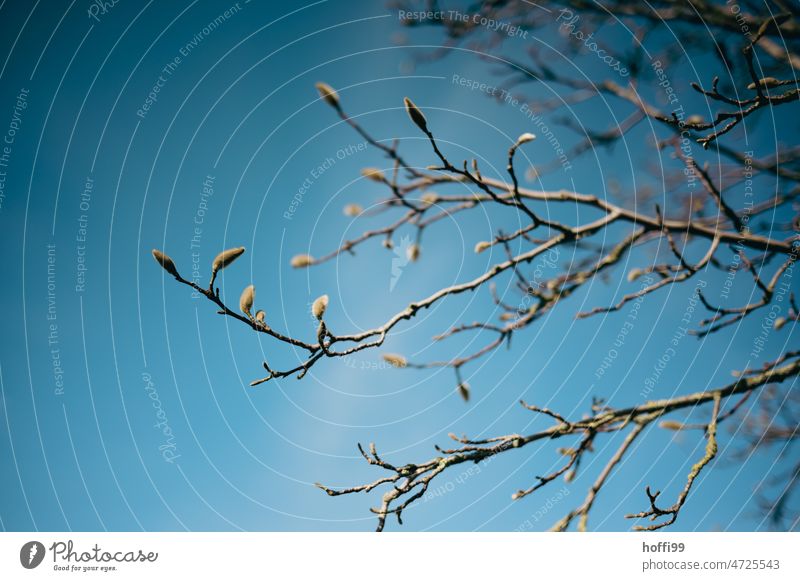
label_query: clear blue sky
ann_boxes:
[0,0,797,532]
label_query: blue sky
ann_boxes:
[0,0,797,532]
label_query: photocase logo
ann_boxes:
[20,541,45,569]
[390,235,414,291]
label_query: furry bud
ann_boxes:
[343,203,363,217]
[747,76,782,90]
[516,132,536,145]
[404,97,428,132]
[474,241,491,254]
[315,82,340,107]
[239,285,255,316]
[420,192,437,205]
[382,353,407,368]
[152,249,179,278]
[290,254,314,268]
[627,268,645,282]
[312,294,329,320]
[255,310,265,324]
[407,243,420,262]
[457,382,470,402]
[361,167,385,182]
[212,247,245,276]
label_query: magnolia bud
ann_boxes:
[403,97,428,132]
[627,268,644,282]
[343,203,363,217]
[774,317,787,330]
[420,192,437,205]
[315,82,340,108]
[474,241,491,254]
[290,254,314,268]
[240,285,255,316]
[255,310,265,324]
[361,167,385,182]
[516,132,536,145]
[382,353,407,368]
[659,420,686,431]
[212,247,245,276]
[407,243,420,262]
[747,76,782,90]
[564,469,575,483]
[312,294,329,320]
[457,382,470,402]
[152,249,179,278]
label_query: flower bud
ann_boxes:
[312,294,329,320]
[516,132,536,145]
[382,353,407,368]
[361,167,385,182]
[420,192,437,205]
[315,82,340,108]
[659,420,686,431]
[627,268,644,282]
[406,243,420,262]
[774,317,787,330]
[290,254,314,268]
[457,382,470,402]
[240,285,255,316]
[474,241,491,254]
[403,97,428,132]
[747,76,782,90]
[152,249,179,278]
[343,203,363,217]
[212,247,245,276]
[255,310,265,324]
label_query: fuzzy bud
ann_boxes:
[747,77,783,90]
[315,82,340,108]
[290,254,314,268]
[403,97,428,132]
[774,317,787,331]
[457,382,470,402]
[627,268,645,282]
[420,192,437,205]
[659,420,686,431]
[312,294,329,320]
[343,203,363,217]
[255,310,265,324]
[516,132,536,145]
[382,353,407,368]
[212,247,245,276]
[361,167,385,182]
[239,285,255,316]
[406,243,420,262]
[474,241,491,254]
[152,249,179,278]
